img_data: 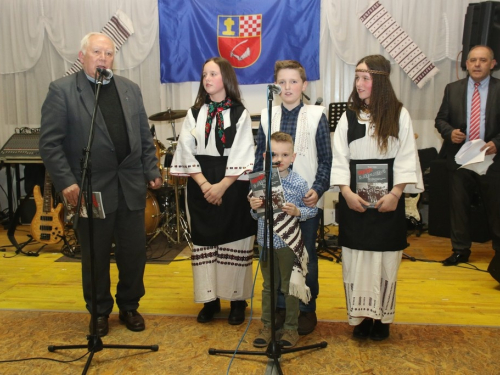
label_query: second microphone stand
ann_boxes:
[208,87,327,374]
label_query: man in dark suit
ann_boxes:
[39,32,162,336]
[435,45,500,266]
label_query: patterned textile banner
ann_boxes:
[64,10,134,77]
[360,1,439,89]
[158,0,320,84]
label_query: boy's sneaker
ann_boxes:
[253,326,272,348]
[279,329,299,348]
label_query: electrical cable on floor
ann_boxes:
[402,251,490,272]
[0,350,90,365]
[225,251,262,374]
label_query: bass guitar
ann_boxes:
[30,171,65,244]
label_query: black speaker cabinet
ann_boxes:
[18,196,36,225]
[488,253,500,283]
[461,1,500,70]
[428,159,491,242]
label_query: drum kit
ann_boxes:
[145,108,192,249]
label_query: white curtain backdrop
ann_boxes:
[0,0,498,210]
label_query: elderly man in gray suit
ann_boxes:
[435,45,500,267]
[40,32,162,337]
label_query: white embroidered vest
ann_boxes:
[260,104,326,208]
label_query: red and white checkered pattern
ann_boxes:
[239,15,262,37]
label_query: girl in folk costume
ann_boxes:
[169,57,256,325]
[331,55,423,340]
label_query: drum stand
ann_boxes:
[147,155,192,249]
[146,191,191,249]
[164,139,192,249]
[172,183,193,249]
[147,210,177,245]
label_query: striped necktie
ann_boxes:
[469,82,481,141]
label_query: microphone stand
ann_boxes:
[47,71,158,374]
[208,87,327,374]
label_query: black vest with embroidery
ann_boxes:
[337,109,407,252]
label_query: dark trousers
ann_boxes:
[449,167,500,253]
[77,199,146,316]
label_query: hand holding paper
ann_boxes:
[455,139,494,175]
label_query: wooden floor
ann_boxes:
[1,225,499,374]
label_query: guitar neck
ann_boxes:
[42,172,53,213]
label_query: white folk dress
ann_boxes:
[331,107,423,325]
[170,103,256,303]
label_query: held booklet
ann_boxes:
[62,191,106,221]
[356,164,388,208]
[249,168,286,217]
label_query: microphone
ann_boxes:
[96,67,113,79]
[314,97,323,105]
[150,124,156,138]
[268,84,282,95]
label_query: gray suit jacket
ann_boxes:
[40,70,160,213]
[435,76,500,171]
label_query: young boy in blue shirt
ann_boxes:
[250,131,317,348]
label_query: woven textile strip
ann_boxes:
[64,10,134,77]
[273,211,311,303]
[360,1,439,88]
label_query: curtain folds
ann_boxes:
[0,0,496,151]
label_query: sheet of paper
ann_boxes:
[455,139,493,175]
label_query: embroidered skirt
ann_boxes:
[342,248,403,325]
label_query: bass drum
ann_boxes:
[145,190,160,235]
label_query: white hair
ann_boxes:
[80,32,116,55]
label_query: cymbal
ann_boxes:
[149,109,187,122]
[250,114,261,122]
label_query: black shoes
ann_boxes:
[442,250,471,266]
[89,311,145,335]
[89,315,109,337]
[119,309,145,332]
[370,320,390,341]
[353,318,373,339]
[197,298,221,323]
[298,311,317,335]
[228,300,248,325]
[352,319,390,341]
[197,299,248,324]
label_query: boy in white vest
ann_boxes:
[253,60,332,335]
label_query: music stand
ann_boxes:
[208,86,327,374]
[46,71,158,374]
[327,102,348,133]
[316,213,341,263]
